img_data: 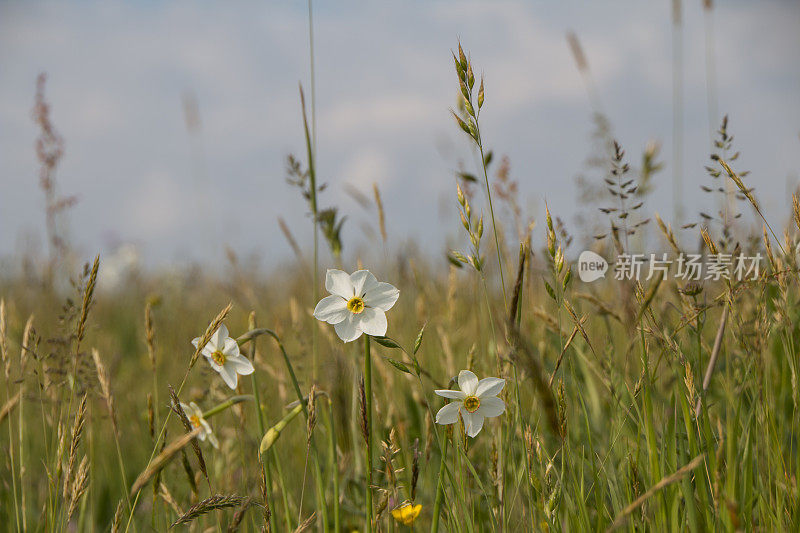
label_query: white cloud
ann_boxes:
[0,0,797,267]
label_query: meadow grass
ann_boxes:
[2,36,800,533]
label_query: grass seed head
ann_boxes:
[171,494,245,527]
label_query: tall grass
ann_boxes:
[1,34,800,533]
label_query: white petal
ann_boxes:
[180,402,193,416]
[363,282,400,312]
[477,396,505,418]
[207,431,219,449]
[434,389,466,400]
[188,402,203,417]
[334,314,363,343]
[458,370,479,396]
[461,410,485,438]
[350,270,378,297]
[435,402,461,425]
[313,295,349,324]
[476,377,505,398]
[218,364,239,389]
[326,269,355,298]
[191,337,200,348]
[228,354,255,375]
[223,337,241,357]
[355,308,387,337]
[210,324,229,350]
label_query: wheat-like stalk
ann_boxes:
[189,303,232,368]
[75,254,100,357]
[170,494,244,527]
[168,385,208,482]
[66,455,90,523]
[63,393,88,499]
[91,348,117,434]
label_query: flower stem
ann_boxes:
[364,335,374,533]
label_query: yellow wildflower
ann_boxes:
[391,502,422,526]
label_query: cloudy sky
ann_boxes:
[1,1,798,269]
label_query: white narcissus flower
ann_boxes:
[434,369,506,437]
[180,401,219,449]
[313,269,400,343]
[192,324,254,390]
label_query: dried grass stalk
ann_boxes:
[91,348,118,435]
[190,303,232,368]
[168,385,208,481]
[129,427,202,498]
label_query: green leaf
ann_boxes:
[386,358,412,374]
[373,336,402,350]
[562,267,572,290]
[544,281,557,301]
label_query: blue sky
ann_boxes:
[1,1,798,269]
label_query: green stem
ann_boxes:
[18,378,26,532]
[474,125,508,311]
[364,335,374,533]
[326,403,340,533]
[201,395,253,419]
[300,80,319,385]
[5,387,21,533]
[266,328,329,531]
[272,449,293,531]
[252,376,278,533]
[431,436,448,533]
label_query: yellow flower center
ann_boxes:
[347,296,365,314]
[211,350,226,365]
[463,395,481,413]
[391,503,422,526]
[189,415,201,428]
